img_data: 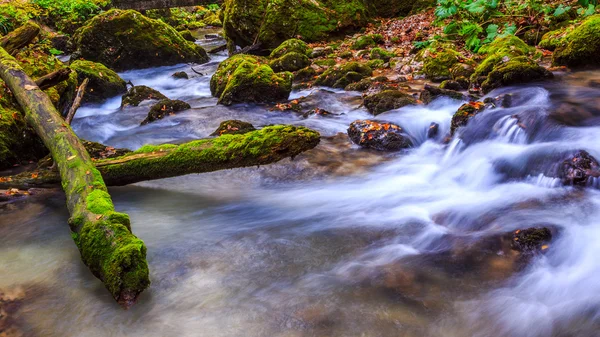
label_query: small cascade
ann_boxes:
[493,115,527,144]
[442,138,464,163]
[528,173,562,188]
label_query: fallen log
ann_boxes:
[0,21,40,54]
[0,47,149,309]
[0,125,321,189]
[35,68,72,90]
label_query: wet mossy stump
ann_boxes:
[0,47,150,309]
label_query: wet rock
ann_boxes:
[69,60,127,103]
[481,56,553,94]
[72,9,209,71]
[483,94,513,109]
[294,67,317,82]
[172,71,189,79]
[511,227,552,253]
[559,150,600,186]
[210,54,293,105]
[364,90,417,115]
[427,122,439,139]
[314,62,373,89]
[439,80,463,91]
[141,99,191,125]
[348,120,413,151]
[302,108,335,119]
[553,15,600,68]
[310,46,333,58]
[450,101,485,136]
[420,84,466,104]
[121,85,168,108]
[210,120,256,136]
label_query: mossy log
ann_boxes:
[0,47,150,309]
[0,126,321,189]
[0,21,40,55]
[35,68,72,90]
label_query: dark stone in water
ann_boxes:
[348,120,412,151]
[511,227,552,253]
[210,120,256,136]
[559,150,600,186]
[450,101,485,136]
[172,71,189,79]
[121,85,167,108]
[483,94,513,109]
[141,99,191,125]
[420,84,466,104]
[427,122,439,139]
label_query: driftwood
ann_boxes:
[0,126,321,189]
[65,78,89,124]
[35,68,72,90]
[0,47,150,309]
[0,21,40,54]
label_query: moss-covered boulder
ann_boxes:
[72,9,209,71]
[210,120,256,136]
[314,62,373,89]
[141,99,191,125]
[364,90,416,115]
[179,29,196,42]
[538,27,572,51]
[269,52,311,72]
[121,85,168,108]
[553,15,600,68]
[70,60,127,103]
[352,35,377,50]
[422,49,463,82]
[294,67,317,82]
[210,54,293,105]
[481,56,553,94]
[420,84,465,104]
[471,36,532,82]
[222,0,369,51]
[270,39,310,59]
[370,47,394,62]
[439,80,464,91]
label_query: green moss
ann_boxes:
[370,47,394,61]
[294,66,317,82]
[553,15,600,68]
[364,90,416,115]
[352,35,376,50]
[314,62,373,88]
[314,58,336,67]
[86,189,115,214]
[539,27,573,51]
[70,60,127,102]
[481,56,553,93]
[367,59,385,69]
[72,9,209,71]
[479,36,532,56]
[270,38,310,58]
[269,52,311,72]
[422,49,462,81]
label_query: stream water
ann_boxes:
[2,34,600,337]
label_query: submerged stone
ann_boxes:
[348,120,413,151]
[559,150,600,187]
[141,99,191,125]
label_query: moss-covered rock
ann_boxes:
[210,120,256,136]
[70,60,127,103]
[270,38,310,58]
[439,80,464,91]
[422,49,462,82]
[210,54,293,105]
[481,56,553,94]
[364,90,416,115]
[222,0,369,51]
[352,35,377,50]
[294,66,317,82]
[72,9,209,71]
[420,84,465,104]
[553,15,600,68]
[121,85,168,108]
[367,59,386,69]
[538,27,572,51]
[450,101,485,136]
[179,29,196,42]
[269,52,311,72]
[370,47,394,61]
[479,36,532,56]
[314,62,373,88]
[141,99,191,125]
[348,119,413,151]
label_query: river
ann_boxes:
[1,33,600,337]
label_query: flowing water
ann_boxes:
[2,35,600,337]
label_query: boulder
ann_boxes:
[69,60,127,103]
[422,49,463,82]
[294,67,317,82]
[270,39,310,59]
[222,0,369,51]
[141,99,191,125]
[351,35,377,50]
[480,56,553,94]
[450,101,485,136]
[314,62,373,89]
[269,52,311,72]
[439,80,463,91]
[210,54,293,105]
[369,47,394,62]
[172,71,189,79]
[364,90,416,115]
[72,9,209,71]
[347,120,413,151]
[559,150,600,187]
[179,29,196,42]
[121,85,167,108]
[210,120,256,136]
[420,84,465,104]
[553,15,600,68]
